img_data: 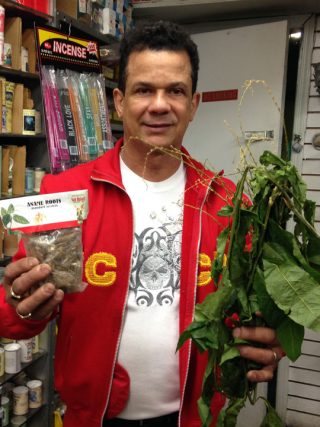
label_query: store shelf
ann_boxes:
[0,349,47,386]
[0,66,40,83]
[105,79,117,90]
[0,0,53,22]
[56,10,118,45]
[0,133,46,144]
[24,405,47,425]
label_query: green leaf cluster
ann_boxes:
[1,204,29,229]
[177,150,320,427]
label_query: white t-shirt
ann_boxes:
[117,159,186,419]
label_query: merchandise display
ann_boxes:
[36,25,114,173]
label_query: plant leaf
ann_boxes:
[12,214,29,225]
[276,317,304,361]
[218,205,233,217]
[260,400,285,427]
[2,213,11,228]
[263,242,320,331]
[221,344,240,365]
[7,203,14,214]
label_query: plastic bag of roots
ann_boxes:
[22,227,87,293]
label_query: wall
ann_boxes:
[302,16,320,235]
[284,14,320,427]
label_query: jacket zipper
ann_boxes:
[178,179,213,427]
[90,175,134,427]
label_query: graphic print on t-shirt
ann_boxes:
[130,224,182,307]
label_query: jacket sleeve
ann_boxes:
[0,286,49,339]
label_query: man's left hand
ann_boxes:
[233,326,286,382]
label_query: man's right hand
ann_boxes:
[3,257,64,321]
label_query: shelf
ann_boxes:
[0,133,46,139]
[0,66,40,83]
[56,10,119,46]
[105,79,117,90]
[0,0,53,22]
[0,349,47,386]
[10,405,47,427]
[111,122,123,132]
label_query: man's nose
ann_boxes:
[149,91,170,112]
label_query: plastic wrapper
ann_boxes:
[22,227,87,294]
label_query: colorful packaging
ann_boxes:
[0,190,89,293]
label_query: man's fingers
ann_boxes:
[237,345,280,366]
[6,263,51,299]
[247,365,275,382]
[16,285,64,321]
[3,257,40,285]
[233,326,278,346]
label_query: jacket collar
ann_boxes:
[91,138,217,204]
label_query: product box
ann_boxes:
[102,7,117,35]
[1,145,26,197]
[92,0,105,5]
[92,3,104,32]
[15,0,51,14]
[4,17,22,70]
[56,0,91,21]
[115,0,124,13]
[22,109,36,135]
[22,28,37,74]
[12,83,24,134]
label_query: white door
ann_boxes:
[184,20,289,427]
[185,20,288,180]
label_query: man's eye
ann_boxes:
[171,88,184,95]
[136,87,151,94]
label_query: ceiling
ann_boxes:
[133,0,320,24]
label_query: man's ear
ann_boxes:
[113,88,124,119]
[190,91,201,122]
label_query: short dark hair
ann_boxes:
[118,20,199,94]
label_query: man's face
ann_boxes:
[113,49,200,152]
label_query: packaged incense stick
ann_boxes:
[41,66,70,173]
[78,73,98,160]
[67,70,89,162]
[95,74,113,151]
[56,69,79,167]
[87,74,104,155]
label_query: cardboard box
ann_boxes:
[22,28,37,74]
[56,0,91,21]
[4,17,22,70]
[115,0,124,13]
[23,87,34,110]
[92,0,106,6]
[1,145,10,196]
[2,145,26,196]
[92,3,104,32]
[11,145,26,196]
[12,83,24,134]
[102,7,116,35]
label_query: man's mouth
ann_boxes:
[144,123,171,128]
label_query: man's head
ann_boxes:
[118,20,199,95]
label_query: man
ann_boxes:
[0,21,284,427]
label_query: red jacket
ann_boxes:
[0,139,236,427]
